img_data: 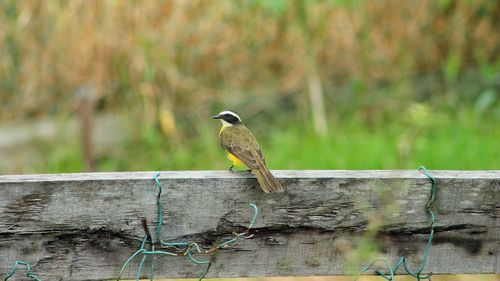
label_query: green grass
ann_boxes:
[39,107,499,173]
[267,116,499,170]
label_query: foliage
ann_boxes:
[0,4,498,281]
[0,0,498,173]
[32,108,498,173]
[1,0,498,127]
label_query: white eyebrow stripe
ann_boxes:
[219,111,241,121]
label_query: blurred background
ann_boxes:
[0,1,499,280]
[0,0,499,174]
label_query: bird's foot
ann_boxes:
[228,165,252,173]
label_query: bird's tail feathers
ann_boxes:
[253,166,284,193]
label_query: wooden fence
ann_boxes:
[0,170,498,280]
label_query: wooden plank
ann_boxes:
[0,170,498,280]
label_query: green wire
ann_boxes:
[355,166,436,281]
[4,261,43,281]
[5,168,434,281]
[153,173,163,242]
[5,173,259,281]
[116,173,259,281]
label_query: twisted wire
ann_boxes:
[354,166,436,281]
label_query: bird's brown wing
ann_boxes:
[220,125,266,169]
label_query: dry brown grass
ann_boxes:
[1,0,498,131]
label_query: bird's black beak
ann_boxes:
[213,114,222,119]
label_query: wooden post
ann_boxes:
[0,170,498,280]
[75,84,97,172]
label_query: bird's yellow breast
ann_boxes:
[219,123,247,169]
[227,152,246,168]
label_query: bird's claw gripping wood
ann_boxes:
[228,165,252,173]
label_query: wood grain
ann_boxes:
[0,170,498,280]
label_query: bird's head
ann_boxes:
[213,110,242,126]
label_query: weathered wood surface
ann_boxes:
[0,170,498,280]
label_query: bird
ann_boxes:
[213,110,284,193]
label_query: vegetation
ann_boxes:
[40,109,499,173]
[1,0,497,173]
[0,2,498,280]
